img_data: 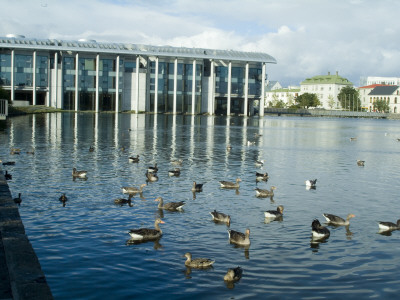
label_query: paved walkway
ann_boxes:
[0,170,53,300]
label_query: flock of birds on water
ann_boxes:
[2,133,400,287]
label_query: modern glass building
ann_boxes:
[0,34,276,116]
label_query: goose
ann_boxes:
[72,168,87,178]
[357,160,365,166]
[224,267,243,282]
[114,194,133,206]
[148,163,158,173]
[255,160,264,167]
[183,252,215,268]
[13,193,22,205]
[305,179,317,187]
[255,186,276,198]
[5,171,12,180]
[256,172,269,181]
[168,168,181,177]
[146,171,159,182]
[192,181,204,192]
[122,184,146,195]
[311,219,330,239]
[128,218,165,241]
[210,210,231,226]
[59,193,68,206]
[89,146,94,152]
[228,228,250,246]
[323,213,355,226]
[378,219,400,231]
[128,155,139,163]
[219,178,241,189]
[264,205,284,219]
[155,197,185,211]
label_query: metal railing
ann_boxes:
[0,99,8,120]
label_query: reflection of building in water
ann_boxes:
[0,35,276,116]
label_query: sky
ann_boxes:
[1,0,400,87]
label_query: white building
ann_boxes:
[357,84,388,111]
[359,76,400,87]
[367,85,400,113]
[265,86,300,107]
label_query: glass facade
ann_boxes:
[0,53,11,85]
[63,57,76,110]
[98,58,116,111]
[15,54,33,87]
[78,57,96,111]
[248,67,262,96]
[36,55,48,88]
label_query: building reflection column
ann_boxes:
[171,115,177,159]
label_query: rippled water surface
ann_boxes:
[2,113,400,299]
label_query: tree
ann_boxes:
[295,93,321,109]
[373,99,390,113]
[0,86,10,103]
[327,95,336,109]
[337,86,361,111]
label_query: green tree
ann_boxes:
[327,95,336,109]
[0,86,10,103]
[295,93,321,109]
[337,86,360,111]
[373,99,390,113]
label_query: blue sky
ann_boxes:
[1,0,400,87]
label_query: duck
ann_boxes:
[59,193,68,206]
[378,219,400,231]
[255,186,276,198]
[89,146,94,152]
[210,210,231,226]
[148,163,158,173]
[13,193,22,206]
[146,171,159,182]
[226,144,232,151]
[155,197,185,211]
[322,213,355,226]
[128,155,139,163]
[255,160,264,167]
[183,252,215,268]
[192,181,204,192]
[26,151,35,155]
[228,228,250,246]
[10,148,21,155]
[219,178,241,189]
[171,159,183,166]
[264,205,284,219]
[350,137,357,141]
[128,218,165,241]
[168,168,181,177]
[256,172,269,181]
[247,140,255,146]
[357,160,365,166]
[72,168,87,178]
[114,194,133,206]
[122,184,146,195]
[305,179,317,188]
[1,161,15,166]
[311,219,330,239]
[224,267,243,282]
[5,171,12,180]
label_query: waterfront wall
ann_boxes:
[0,170,53,300]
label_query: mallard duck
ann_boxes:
[311,219,330,239]
[59,193,68,206]
[255,186,276,198]
[219,178,241,189]
[378,219,400,231]
[192,181,204,192]
[224,267,243,282]
[323,213,355,226]
[72,168,87,178]
[210,210,231,225]
[183,252,215,268]
[128,218,165,241]
[256,172,269,181]
[305,179,317,187]
[129,155,139,163]
[13,193,22,206]
[228,228,250,246]
[357,160,365,166]
[265,205,284,219]
[168,168,181,177]
[155,197,185,211]
[122,184,146,195]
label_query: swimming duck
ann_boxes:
[114,194,133,206]
[5,171,12,180]
[148,163,158,173]
[89,146,94,152]
[305,179,317,187]
[59,193,68,206]
[146,171,159,182]
[1,161,15,166]
[168,168,181,177]
[224,267,243,282]
[311,219,330,239]
[264,205,284,219]
[128,218,165,241]
[378,219,400,231]
[255,186,276,198]
[10,148,21,155]
[183,252,215,268]
[357,160,365,166]
[210,210,231,225]
[228,228,250,246]
[322,213,355,226]
[13,193,22,206]
[155,197,185,211]
[350,137,357,141]
[72,168,87,178]
[256,172,269,181]
[255,160,264,167]
[122,184,146,195]
[247,140,255,146]
[226,144,232,151]
[128,155,139,163]
[171,159,183,166]
[220,178,241,189]
[192,181,204,192]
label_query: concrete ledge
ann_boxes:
[0,172,53,300]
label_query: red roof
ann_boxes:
[358,84,396,89]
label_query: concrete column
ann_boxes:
[260,63,266,117]
[11,50,14,102]
[95,54,99,112]
[209,60,215,115]
[74,53,79,111]
[227,61,232,115]
[154,57,159,113]
[32,51,36,105]
[135,56,140,113]
[173,58,177,114]
[191,59,196,115]
[115,55,120,112]
[244,62,249,116]
[54,52,58,108]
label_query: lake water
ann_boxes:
[1,113,400,299]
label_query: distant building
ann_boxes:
[367,85,400,113]
[265,86,300,107]
[300,72,353,109]
[266,81,282,91]
[357,84,392,112]
[360,76,400,87]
